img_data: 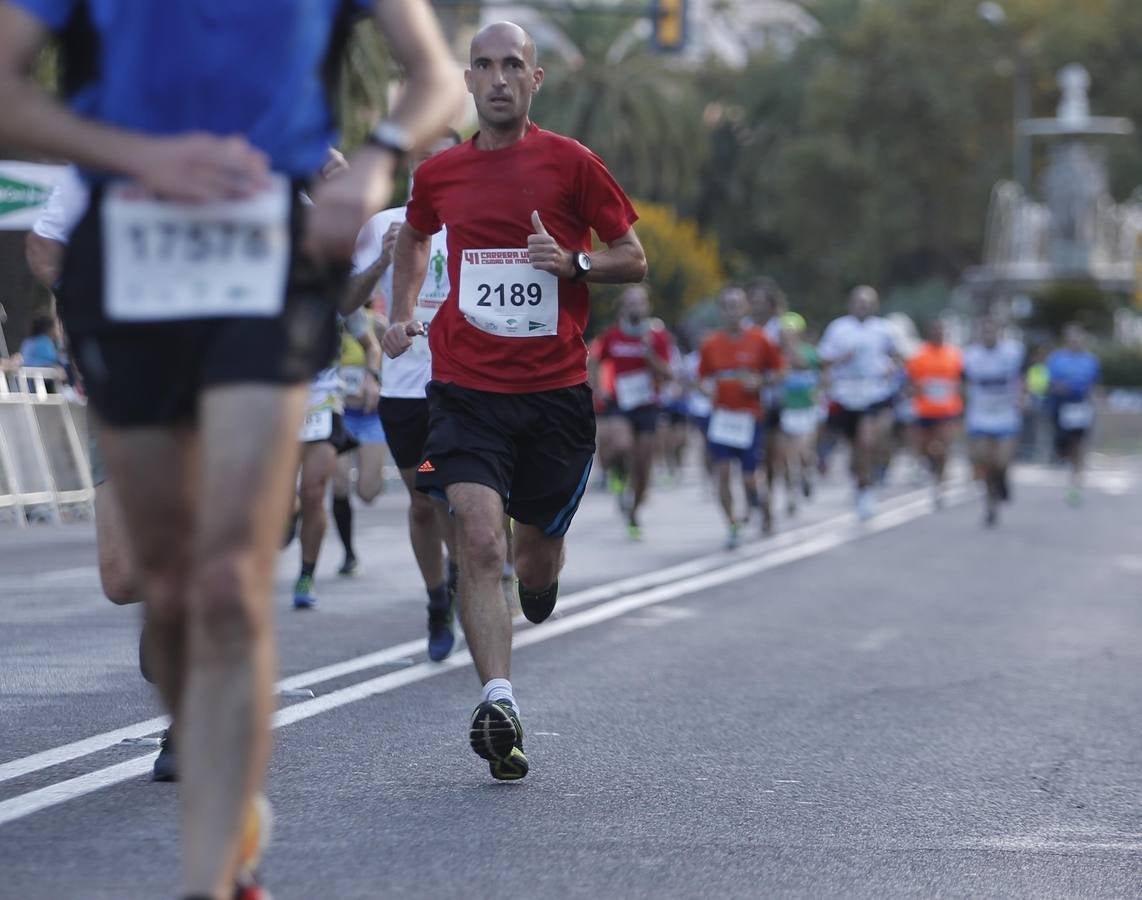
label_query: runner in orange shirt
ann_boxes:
[905,320,963,507]
[698,286,785,548]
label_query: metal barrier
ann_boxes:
[0,367,93,527]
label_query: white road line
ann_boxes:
[0,485,930,788]
[0,486,963,828]
[0,716,170,785]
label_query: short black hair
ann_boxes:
[29,315,55,337]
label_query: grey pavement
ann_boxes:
[1,452,1140,899]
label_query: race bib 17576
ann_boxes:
[102,176,291,322]
[457,249,559,338]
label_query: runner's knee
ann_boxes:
[298,474,327,510]
[99,559,138,605]
[355,473,384,504]
[141,567,190,627]
[459,521,506,576]
[515,543,562,588]
[190,553,266,651]
[409,491,437,530]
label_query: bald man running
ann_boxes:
[384,22,647,781]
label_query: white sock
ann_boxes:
[482,678,518,714]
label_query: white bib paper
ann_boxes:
[1059,401,1094,430]
[102,176,291,322]
[458,249,558,338]
[615,370,655,411]
[299,408,333,442]
[921,378,957,402]
[340,366,366,399]
[707,408,757,449]
[780,407,819,436]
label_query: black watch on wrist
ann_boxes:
[571,251,592,281]
[366,121,415,165]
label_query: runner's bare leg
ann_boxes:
[183,384,305,897]
[447,482,510,682]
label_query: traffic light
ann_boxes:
[651,0,687,53]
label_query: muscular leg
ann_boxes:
[628,430,655,525]
[399,468,449,590]
[185,385,305,898]
[715,460,735,526]
[99,426,198,717]
[94,481,138,605]
[853,416,876,489]
[299,441,337,572]
[101,383,304,898]
[331,454,354,562]
[605,416,634,493]
[353,442,386,503]
[447,483,510,684]
[513,521,564,593]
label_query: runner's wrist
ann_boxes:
[353,143,401,183]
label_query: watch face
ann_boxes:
[577,252,592,271]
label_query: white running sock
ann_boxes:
[482,678,518,714]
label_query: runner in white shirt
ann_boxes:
[290,310,370,610]
[818,285,902,520]
[347,130,461,661]
[963,317,1025,527]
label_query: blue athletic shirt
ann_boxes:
[1046,349,1100,402]
[13,0,371,178]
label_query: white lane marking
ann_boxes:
[0,716,170,785]
[0,487,964,827]
[854,627,901,652]
[0,485,932,788]
[1113,555,1142,573]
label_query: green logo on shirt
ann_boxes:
[431,249,446,289]
[0,175,51,218]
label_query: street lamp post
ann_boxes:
[978,1,1031,191]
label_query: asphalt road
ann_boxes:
[1,452,1140,899]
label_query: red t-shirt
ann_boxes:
[595,325,672,377]
[405,123,639,394]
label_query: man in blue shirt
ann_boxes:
[0,3,462,898]
[18,314,61,367]
[1046,322,1101,506]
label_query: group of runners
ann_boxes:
[0,1,1107,897]
[587,282,1102,544]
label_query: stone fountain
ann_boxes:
[965,65,1141,301]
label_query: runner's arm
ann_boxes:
[582,228,647,285]
[342,254,388,316]
[382,222,432,358]
[25,232,64,291]
[370,0,464,155]
[361,327,383,374]
[390,224,431,324]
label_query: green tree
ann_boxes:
[530,13,708,210]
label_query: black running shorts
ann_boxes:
[416,382,596,538]
[59,185,343,428]
[831,398,894,442]
[624,404,659,435]
[378,397,430,470]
